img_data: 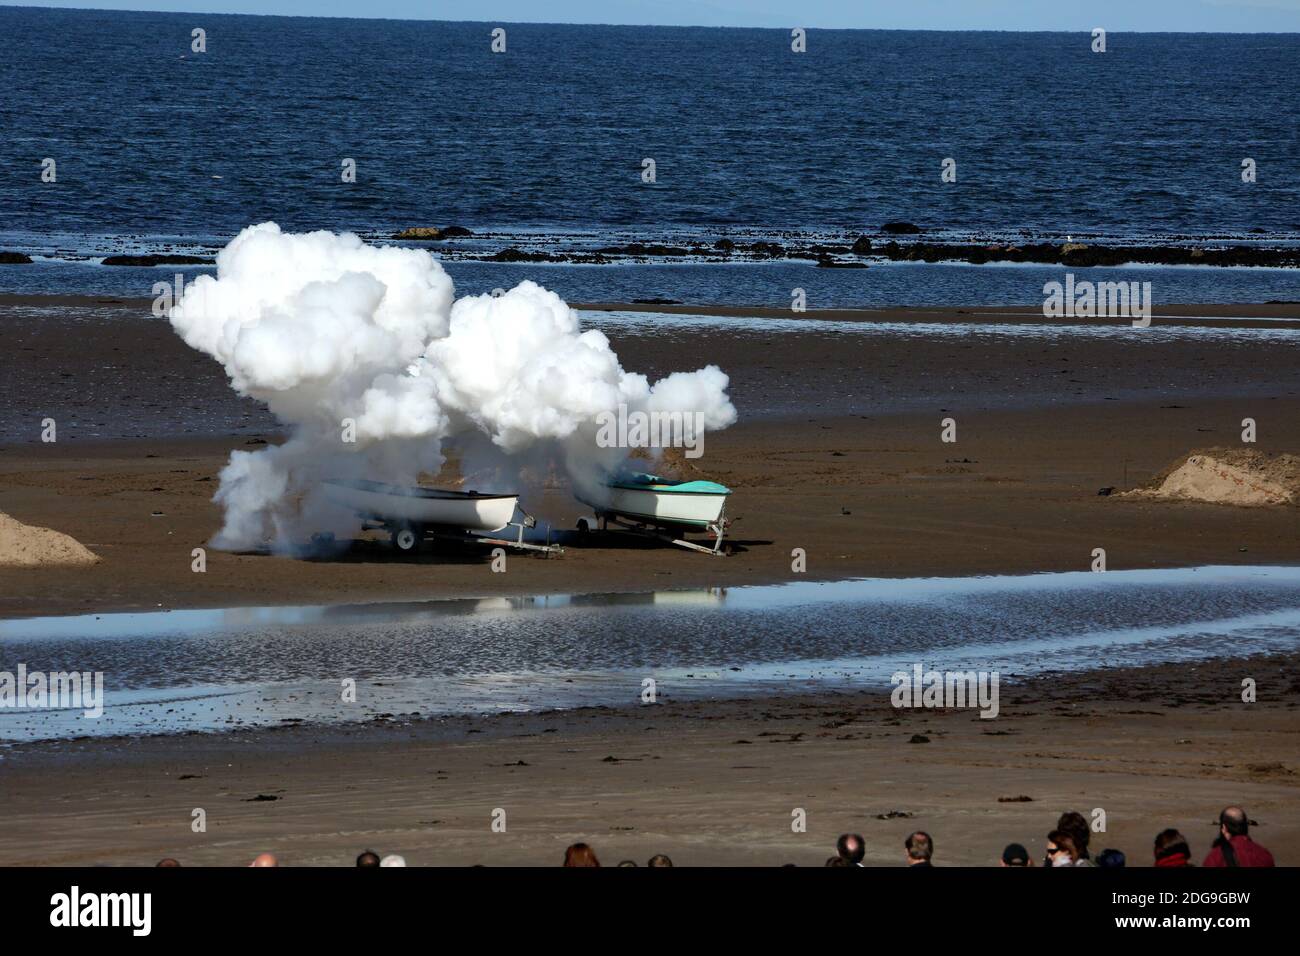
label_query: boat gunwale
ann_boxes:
[324,479,518,501]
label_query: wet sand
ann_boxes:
[1,399,1299,618]
[1,296,1299,618]
[1,653,1294,867]
[1,296,1297,867]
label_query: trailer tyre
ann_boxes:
[391,525,421,554]
[576,516,596,533]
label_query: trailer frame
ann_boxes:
[580,505,730,556]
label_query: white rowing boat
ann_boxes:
[323,479,519,534]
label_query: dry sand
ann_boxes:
[1128,448,1300,507]
[0,511,98,568]
[0,654,1294,867]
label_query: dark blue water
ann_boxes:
[2,8,1298,301]
[4,259,1299,306]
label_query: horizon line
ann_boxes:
[6,4,1300,34]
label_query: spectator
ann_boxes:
[647,854,673,867]
[825,856,848,867]
[1153,829,1193,868]
[904,831,933,867]
[1000,843,1031,867]
[249,853,278,867]
[836,833,866,867]
[1056,811,1094,864]
[617,860,638,867]
[1097,849,1126,868]
[563,843,601,867]
[1203,806,1275,868]
[1045,831,1081,867]
[356,850,381,868]
[155,858,181,867]
[380,854,406,867]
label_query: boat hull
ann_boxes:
[323,480,518,533]
[598,486,728,529]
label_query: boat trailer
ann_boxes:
[365,511,564,557]
[577,509,729,556]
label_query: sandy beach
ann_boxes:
[1,653,1295,867]
[2,295,1298,868]
[2,297,1299,618]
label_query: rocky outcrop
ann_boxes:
[392,227,445,240]
[100,254,212,266]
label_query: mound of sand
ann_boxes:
[1125,448,1300,507]
[0,511,100,568]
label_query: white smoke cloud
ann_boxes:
[170,223,736,550]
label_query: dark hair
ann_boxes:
[155,858,181,867]
[563,843,601,867]
[825,856,849,867]
[904,831,933,862]
[836,833,865,865]
[1056,811,1091,858]
[647,854,673,868]
[356,850,381,868]
[1154,828,1191,861]
[1046,830,1079,862]
[1097,849,1126,868]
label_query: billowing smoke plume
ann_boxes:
[169,223,736,550]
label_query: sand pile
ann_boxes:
[0,511,100,567]
[1125,448,1300,507]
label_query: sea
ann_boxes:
[1,7,1298,305]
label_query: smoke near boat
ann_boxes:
[167,223,736,552]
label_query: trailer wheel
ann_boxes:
[576,516,596,533]
[391,525,421,554]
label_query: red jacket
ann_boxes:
[1154,851,1192,867]
[1202,835,1274,868]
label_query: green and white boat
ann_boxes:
[578,471,732,554]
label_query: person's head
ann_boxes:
[1045,830,1079,866]
[825,855,849,867]
[1097,849,1126,868]
[904,831,933,865]
[617,860,638,867]
[647,854,673,868]
[379,854,406,867]
[155,858,181,868]
[1000,843,1030,867]
[1056,811,1091,859]
[563,843,600,867]
[356,850,381,868]
[1219,806,1249,839]
[249,853,278,867]
[1154,828,1191,863]
[836,833,866,865]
